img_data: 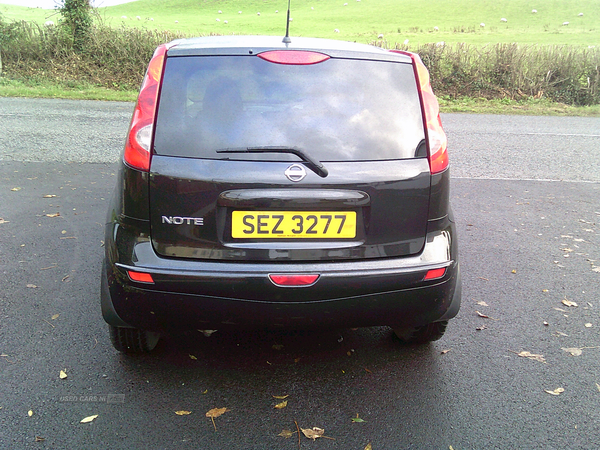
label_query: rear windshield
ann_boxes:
[154,55,425,162]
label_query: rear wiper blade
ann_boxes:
[216,146,328,178]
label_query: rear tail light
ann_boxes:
[124,43,172,171]
[269,274,320,286]
[391,50,449,174]
[413,54,448,174]
[257,50,330,65]
[127,270,155,283]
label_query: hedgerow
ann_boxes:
[1,16,598,105]
[0,17,186,89]
[387,41,600,106]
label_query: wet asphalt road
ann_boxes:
[1,98,600,449]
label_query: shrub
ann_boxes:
[60,0,93,50]
[0,17,186,89]
[377,41,600,106]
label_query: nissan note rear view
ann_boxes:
[101,36,461,353]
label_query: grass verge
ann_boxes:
[439,96,600,116]
[0,77,137,102]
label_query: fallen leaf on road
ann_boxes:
[585,323,593,328]
[476,301,489,307]
[511,269,517,274]
[476,311,499,320]
[205,408,228,417]
[545,387,564,396]
[59,370,67,379]
[365,444,373,450]
[175,410,192,415]
[26,284,37,289]
[596,383,600,392]
[278,429,294,438]
[554,308,567,313]
[476,325,487,331]
[34,436,45,442]
[206,407,229,431]
[512,350,546,363]
[198,329,217,337]
[43,195,56,198]
[351,414,366,423]
[592,267,600,273]
[80,415,98,423]
[188,354,197,360]
[562,298,578,307]
[563,347,583,356]
[46,213,60,218]
[301,427,325,440]
[28,410,33,417]
[272,395,289,399]
[51,314,59,320]
[274,400,288,409]
[0,218,8,224]
[441,349,451,355]
[562,346,598,356]
[11,187,21,191]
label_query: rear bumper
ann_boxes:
[102,221,461,332]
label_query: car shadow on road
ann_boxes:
[107,326,451,448]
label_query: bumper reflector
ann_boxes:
[424,268,446,281]
[128,270,154,283]
[269,274,319,287]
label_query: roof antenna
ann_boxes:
[282,0,292,43]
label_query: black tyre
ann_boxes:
[109,325,160,353]
[393,320,448,344]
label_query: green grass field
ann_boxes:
[2,0,599,46]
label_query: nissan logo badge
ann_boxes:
[284,164,307,182]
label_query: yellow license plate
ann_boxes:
[232,211,356,238]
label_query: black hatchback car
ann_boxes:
[101,35,461,352]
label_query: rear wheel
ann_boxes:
[109,325,160,353]
[393,320,448,344]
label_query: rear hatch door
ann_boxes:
[149,49,430,262]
